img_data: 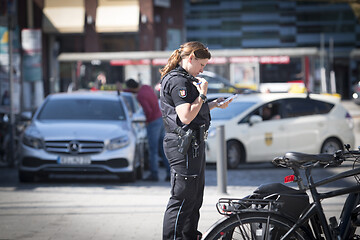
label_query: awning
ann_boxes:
[42,0,85,33]
[96,0,139,33]
[57,48,320,63]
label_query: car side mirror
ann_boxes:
[132,112,146,123]
[249,115,263,125]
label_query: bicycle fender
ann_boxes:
[250,183,310,221]
[201,216,230,240]
[201,212,314,240]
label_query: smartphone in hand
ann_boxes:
[217,94,238,107]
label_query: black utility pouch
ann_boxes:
[176,129,193,155]
[199,124,205,141]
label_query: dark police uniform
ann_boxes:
[160,66,211,240]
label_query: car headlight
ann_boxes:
[22,134,43,149]
[107,135,130,150]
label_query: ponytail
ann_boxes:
[160,41,211,80]
[160,49,182,79]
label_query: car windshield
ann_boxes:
[211,101,256,120]
[37,98,126,121]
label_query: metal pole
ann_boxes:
[8,7,15,167]
[216,125,227,194]
[320,33,327,93]
[329,38,336,94]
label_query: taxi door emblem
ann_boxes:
[179,88,187,98]
[265,132,273,146]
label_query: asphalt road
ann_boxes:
[0,100,359,240]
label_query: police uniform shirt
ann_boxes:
[161,66,211,132]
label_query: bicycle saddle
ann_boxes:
[284,152,334,164]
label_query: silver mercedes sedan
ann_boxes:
[18,91,147,182]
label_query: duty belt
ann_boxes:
[173,125,208,141]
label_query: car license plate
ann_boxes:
[58,156,91,165]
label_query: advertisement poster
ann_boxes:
[22,29,42,82]
[230,63,259,89]
[0,26,21,114]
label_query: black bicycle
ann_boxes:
[201,145,360,240]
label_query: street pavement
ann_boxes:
[0,100,359,240]
[0,162,357,239]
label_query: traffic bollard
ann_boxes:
[216,125,227,194]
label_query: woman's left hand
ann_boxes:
[215,97,232,109]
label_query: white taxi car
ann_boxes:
[206,93,355,169]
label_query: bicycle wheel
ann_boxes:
[202,212,311,240]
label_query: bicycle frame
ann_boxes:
[282,166,360,240]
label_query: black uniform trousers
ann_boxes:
[163,139,206,240]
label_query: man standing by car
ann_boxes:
[125,79,170,181]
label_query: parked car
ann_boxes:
[206,93,355,169]
[121,91,150,167]
[121,91,148,146]
[18,91,147,182]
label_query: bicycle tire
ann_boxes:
[202,212,311,240]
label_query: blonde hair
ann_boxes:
[159,41,211,79]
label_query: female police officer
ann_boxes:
[159,41,231,240]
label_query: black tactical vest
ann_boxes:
[159,68,211,134]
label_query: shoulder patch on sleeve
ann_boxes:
[178,87,187,98]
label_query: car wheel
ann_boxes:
[321,138,342,154]
[18,171,35,183]
[136,153,144,180]
[124,156,138,182]
[227,140,245,169]
[143,146,149,170]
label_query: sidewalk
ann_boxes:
[0,165,354,240]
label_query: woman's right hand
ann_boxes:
[193,77,208,95]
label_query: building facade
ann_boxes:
[2,0,360,116]
[186,0,359,52]
[185,0,360,98]
[0,0,184,113]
